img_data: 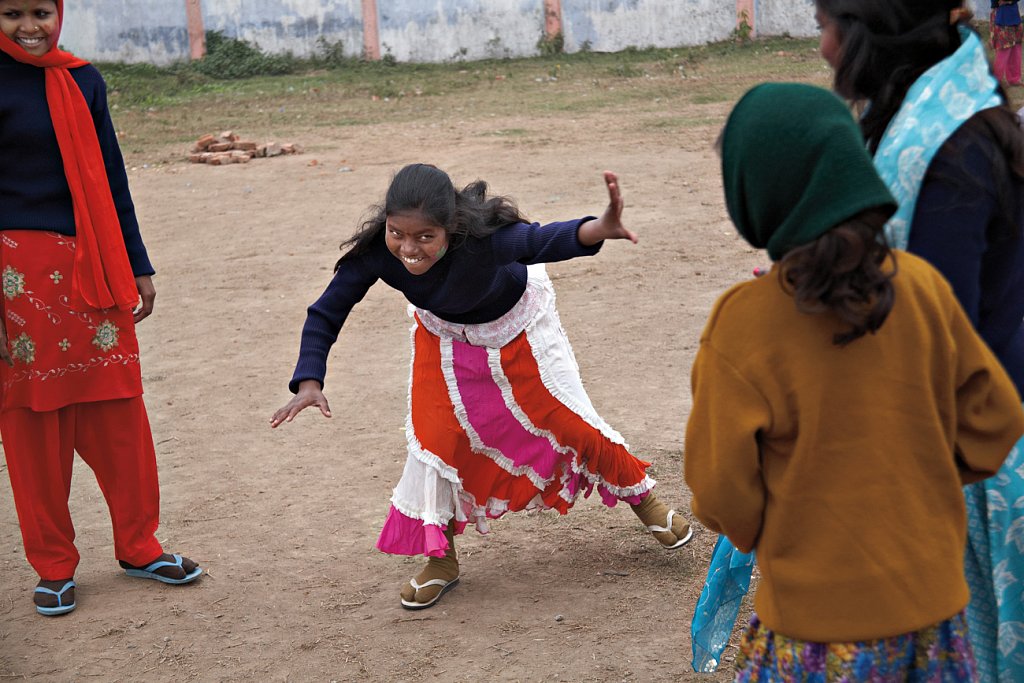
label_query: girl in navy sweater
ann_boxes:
[272,163,692,609]
[815,0,1024,678]
[0,0,200,617]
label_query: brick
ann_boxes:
[195,134,217,150]
[209,142,232,152]
[232,140,258,151]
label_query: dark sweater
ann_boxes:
[289,218,600,392]
[993,3,1023,26]
[908,114,1024,394]
[0,51,153,275]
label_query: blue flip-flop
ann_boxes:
[123,554,202,585]
[34,580,76,616]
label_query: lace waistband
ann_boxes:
[412,265,554,348]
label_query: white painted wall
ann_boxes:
[377,0,543,62]
[201,0,364,59]
[560,0,734,53]
[60,0,365,64]
[56,0,875,65]
[757,0,818,39]
[60,0,192,64]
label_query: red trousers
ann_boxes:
[1,397,163,580]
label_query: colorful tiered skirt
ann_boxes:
[735,612,976,682]
[376,265,655,557]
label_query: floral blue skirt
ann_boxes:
[734,612,975,682]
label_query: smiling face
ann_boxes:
[385,211,449,275]
[0,0,59,57]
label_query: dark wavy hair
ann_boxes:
[336,163,526,270]
[816,0,963,149]
[815,0,1024,242]
[778,210,896,346]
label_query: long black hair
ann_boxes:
[816,0,964,150]
[779,210,896,346]
[815,0,1024,241]
[336,163,526,270]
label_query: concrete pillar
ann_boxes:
[185,0,205,60]
[736,0,756,36]
[543,0,563,39]
[362,0,381,60]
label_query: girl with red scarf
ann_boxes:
[0,0,200,616]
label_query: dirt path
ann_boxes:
[1,102,765,681]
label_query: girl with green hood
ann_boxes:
[684,83,1024,680]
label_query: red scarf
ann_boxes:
[0,0,137,311]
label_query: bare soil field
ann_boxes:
[2,32,1020,683]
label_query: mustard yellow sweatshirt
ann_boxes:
[684,251,1024,642]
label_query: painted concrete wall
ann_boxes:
[60,0,192,64]
[377,0,542,62]
[201,0,363,59]
[560,1,733,53]
[59,0,864,65]
[757,0,818,39]
[61,0,364,64]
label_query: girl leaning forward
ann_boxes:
[272,164,692,609]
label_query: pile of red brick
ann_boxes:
[188,131,304,165]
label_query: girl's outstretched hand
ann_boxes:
[270,379,332,428]
[577,171,639,246]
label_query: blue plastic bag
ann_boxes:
[691,535,756,673]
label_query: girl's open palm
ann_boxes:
[270,380,332,428]
[577,171,638,246]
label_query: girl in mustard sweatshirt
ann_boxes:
[684,83,1024,681]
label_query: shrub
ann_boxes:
[193,30,297,79]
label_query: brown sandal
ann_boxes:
[399,525,459,610]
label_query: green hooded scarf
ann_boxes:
[721,83,897,261]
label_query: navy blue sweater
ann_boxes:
[0,51,152,275]
[908,115,1024,394]
[289,218,600,392]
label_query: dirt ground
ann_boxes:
[0,83,781,681]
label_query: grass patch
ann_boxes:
[101,35,831,160]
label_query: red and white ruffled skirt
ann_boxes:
[376,265,654,558]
